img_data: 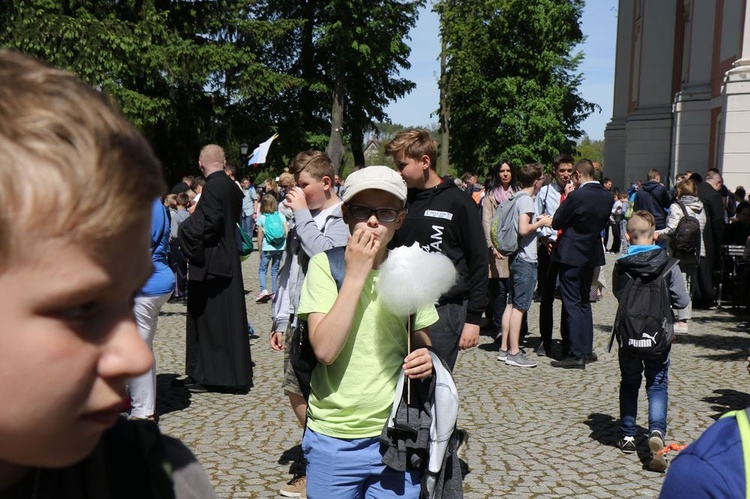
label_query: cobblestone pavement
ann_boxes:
[152,252,750,498]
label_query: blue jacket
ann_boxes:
[660,415,743,498]
[141,199,175,296]
[636,181,671,230]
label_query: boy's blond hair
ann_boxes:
[289,150,335,182]
[626,210,656,241]
[0,51,164,269]
[384,129,437,168]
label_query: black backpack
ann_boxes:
[609,258,679,359]
[289,246,346,400]
[669,201,701,258]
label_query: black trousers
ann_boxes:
[538,245,569,353]
[558,263,594,360]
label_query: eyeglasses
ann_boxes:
[280,184,292,189]
[346,204,401,223]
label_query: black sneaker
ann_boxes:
[618,436,636,454]
[648,431,667,472]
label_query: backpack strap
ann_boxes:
[324,246,347,291]
[659,258,680,281]
[676,201,689,218]
[720,408,750,499]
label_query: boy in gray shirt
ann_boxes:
[497,163,552,368]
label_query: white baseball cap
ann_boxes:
[341,165,408,206]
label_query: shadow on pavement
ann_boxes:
[584,413,621,448]
[155,373,191,417]
[279,444,304,475]
[160,310,187,317]
[672,332,750,360]
[701,388,750,420]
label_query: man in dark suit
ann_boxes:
[550,160,614,369]
[695,170,725,308]
[178,144,253,393]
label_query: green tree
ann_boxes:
[437,0,598,177]
[0,1,297,179]
[256,0,422,172]
[574,135,605,165]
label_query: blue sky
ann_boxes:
[383,0,618,141]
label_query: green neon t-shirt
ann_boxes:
[298,252,439,439]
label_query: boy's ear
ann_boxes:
[420,154,431,170]
[322,175,333,190]
[395,208,407,229]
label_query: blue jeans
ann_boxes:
[303,429,421,498]
[258,250,282,294]
[241,214,255,236]
[488,278,510,336]
[619,347,670,438]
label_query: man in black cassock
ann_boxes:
[178,144,253,393]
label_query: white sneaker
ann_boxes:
[497,349,508,361]
[674,322,689,334]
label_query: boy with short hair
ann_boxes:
[269,150,349,496]
[0,50,215,496]
[298,165,437,497]
[385,129,488,371]
[497,163,552,368]
[613,211,689,472]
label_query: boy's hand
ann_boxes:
[270,331,284,351]
[345,229,379,279]
[458,323,480,350]
[285,186,308,213]
[404,347,433,379]
[564,181,575,195]
[536,214,553,228]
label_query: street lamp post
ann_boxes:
[239,142,249,175]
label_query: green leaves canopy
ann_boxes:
[437,0,598,174]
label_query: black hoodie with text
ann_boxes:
[391,178,488,326]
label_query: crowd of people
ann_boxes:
[4,49,750,498]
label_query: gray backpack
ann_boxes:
[490,191,530,256]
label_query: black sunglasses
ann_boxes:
[346,204,401,223]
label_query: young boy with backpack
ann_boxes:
[495,163,552,368]
[255,193,288,303]
[612,210,689,472]
[269,150,349,497]
[297,165,437,497]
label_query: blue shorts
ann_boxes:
[509,257,537,311]
[302,428,421,498]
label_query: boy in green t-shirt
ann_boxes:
[297,165,438,497]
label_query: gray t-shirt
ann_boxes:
[515,194,538,263]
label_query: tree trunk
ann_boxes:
[350,125,365,167]
[326,14,347,173]
[299,0,316,150]
[439,32,450,177]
